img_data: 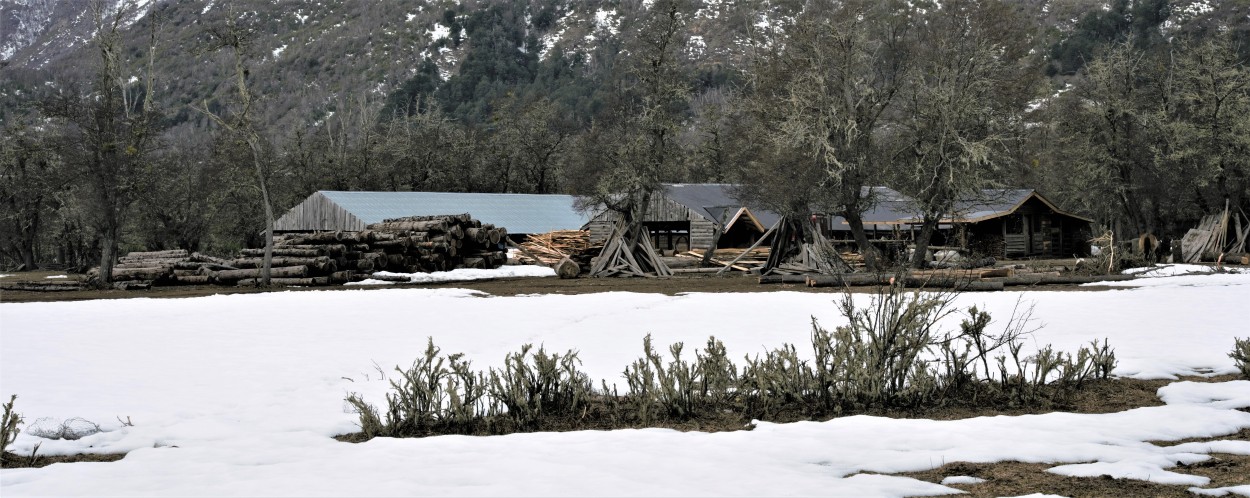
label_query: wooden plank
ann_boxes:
[717,220,779,275]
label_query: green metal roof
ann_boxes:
[305,191,593,234]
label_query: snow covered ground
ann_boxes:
[346,265,556,285]
[1,265,1249,496]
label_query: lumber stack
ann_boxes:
[512,229,604,278]
[515,230,601,267]
[1180,208,1250,263]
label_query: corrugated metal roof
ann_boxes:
[317,191,593,234]
[831,188,1091,229]
[845,187,924,228]
[661,184,783,228]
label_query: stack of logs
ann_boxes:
[92,214,510,288]
[89,249,237,288]
[256,213,505,284]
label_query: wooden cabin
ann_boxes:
[955,190,1093,258]
[275,191,593,237]
[832,188,1093,258]
[585,184,779,253]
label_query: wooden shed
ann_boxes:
[275,191,594,237]
[954,190,1094,258]
[585,184,779,253]
[831,188,1093,258]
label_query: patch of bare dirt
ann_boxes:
[895,398,1250,497]
[1,271,1125,304]
[1,451,124,468]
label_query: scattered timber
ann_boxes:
[513,229,601,275]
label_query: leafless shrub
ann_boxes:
[347,290,1119,439]
[1231,338,1250,379]
[25,417,101,441]
[1,395,22,459]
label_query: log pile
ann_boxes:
[85,214,511,288]
[269,213,510,277]
[89,250,237,287]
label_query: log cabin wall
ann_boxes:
[966,197,1091,258]
[274,192,368,232]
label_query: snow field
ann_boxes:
[1,265,1248,496]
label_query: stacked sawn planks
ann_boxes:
[514,230,601,266]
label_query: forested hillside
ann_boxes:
[1,0,1248,273]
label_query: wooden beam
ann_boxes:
[505,238,551,268]
[717,220,779,275]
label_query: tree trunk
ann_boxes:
[249,138,274,287]
[701,225,722,267]
[842,210,880,271]
[97,224,118,287]
[910,216,940,269]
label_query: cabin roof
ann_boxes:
[661,184,782,229]
[836,188,1093,228]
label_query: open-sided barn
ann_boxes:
[274,191,594,237]
[585,184,779,252]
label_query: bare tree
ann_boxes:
[39,0,162,286]
[569,0,698,276]
[194,3,275,286]
[741,0,915,270]
[890,0,1040,268]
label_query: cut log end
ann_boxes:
[555,257,580,279]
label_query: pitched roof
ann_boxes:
[833,188,1092,228]
[661,184,782,229]
[276,191,593,234]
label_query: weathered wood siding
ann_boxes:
[689,218,717,250]
[273,192,368,232]
[967,197,1091,258]
[585,196,719,247]
[586,213,617,244]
